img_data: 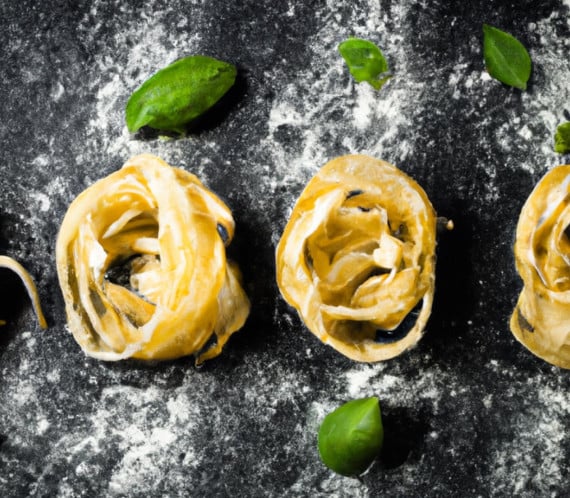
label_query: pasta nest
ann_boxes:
[276,155,437,362]
[56,154,250,363]
[511,164,570,368]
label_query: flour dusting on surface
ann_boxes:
[2,0,570,496]
[262,0,420,205]
[488,381,570,495]
[82,17,213,176]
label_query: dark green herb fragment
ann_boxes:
[482,24,531,90]
[126,55,237,134]
[317,397,384,476]
[338,38,391,90]
[554,122,570,154]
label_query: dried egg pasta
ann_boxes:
[511,165,570,368]
[276,155,437,362]
[56,154,249,363]
[0,256,46,329]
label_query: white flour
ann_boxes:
[262,0,419,199]
[84,23,207,167]
[489,380,569,495]
[2,0,570,496]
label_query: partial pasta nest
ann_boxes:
[511,164,570,368]
[276,154,439,362]
[56,154,250,363]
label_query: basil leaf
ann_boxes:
[338,38,391,90]
[555,122,570,154]
[482,24,531,90]
[126,55,237,134]
[318,397,384,476]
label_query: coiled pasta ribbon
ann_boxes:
[276,155,437,362]
[0,256,46,329]
[511,164,570,368]
[56,154,249,363]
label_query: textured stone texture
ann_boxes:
[1,0,569,496]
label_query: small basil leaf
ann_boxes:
[318,397,384,476]
[126,55,237,134]
[482,24,531,90]
[338,38,391,90]
[555,122,570,154]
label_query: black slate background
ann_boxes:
[1,0,569,496]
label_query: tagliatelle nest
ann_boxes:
[56,154,250,363]
[276,155,438,362]
[511,164,570,368]
[0,256,46,329]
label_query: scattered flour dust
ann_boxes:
[307,360,445,426]
[297,360,447,496]
[301,358,569,496]
[4,0,567,495]
[260,0,568,229]
[34,383,203,496]
[525,10,570,163]
[448,7,570,177]
[488,383,570,496]
[77,1,215,180]
[263,0,421,194]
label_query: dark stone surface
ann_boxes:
[1,0,570,496]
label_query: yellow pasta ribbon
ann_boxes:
[0,255,47,329]
[56,154,249,363]
[276,155,437,362]
[511,164,570,368]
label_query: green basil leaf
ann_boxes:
[317,397,384,476]
[555,122,570,154]
[126,55,237,134]
[482,24,531,90]
[338,38,391,90]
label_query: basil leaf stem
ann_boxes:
[482,24,531,90]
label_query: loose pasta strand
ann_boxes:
[0,255,47,329]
